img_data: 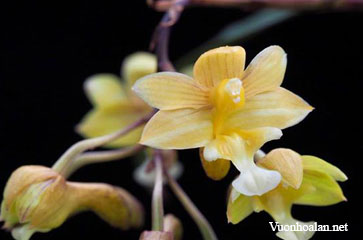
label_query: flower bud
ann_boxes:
[1,165,144,240]
[163,214,183,240]
[139,231,173,240]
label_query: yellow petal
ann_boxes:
[199,148,230,181]
[258,148,303,189]
[226,87,313,130]
[302,155,347,182]
[121,52,157,88]
[294,170,346,206]
[68,182,144,230]
[193,46,245,88]
[133,72,210,110]
[84,74,127,109]
[227,188,253,224]
[243,46,287,99]
[234,127,283,156]
[77,107,147,147]
[140,109,213,149]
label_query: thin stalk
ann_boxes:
[61,144,145,178]
[166,172,218,240]
[52,110,156,177]
[151,0,363,10]
[151,150,165,231]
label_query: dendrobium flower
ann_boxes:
[77,52,156,147]
[0,166,144,240]
[227,148,347,240]
[133,46,313,196]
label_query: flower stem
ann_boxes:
[151,150,165,231]
[61,144,145,178]
[52,110,156,177]
[166,172,218,240]
[151,0,363,10]
[150,0,189,72]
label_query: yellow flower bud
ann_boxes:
[199,148,230,181]
[163,214,183,240]
[1,166,144,240]
[139,231,173,240]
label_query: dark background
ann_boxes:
[0,1,362,239]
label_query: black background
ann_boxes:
[0,1,362,239]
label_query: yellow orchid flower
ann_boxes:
[133,46,313,195]
[0,166,144,240]
[227,148,347,240]
[76,52,156,147]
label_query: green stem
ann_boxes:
[151,150,165,231]
[166,172,218,240]
[52,110,156,177]
[61,144,145,178]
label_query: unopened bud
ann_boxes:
[1,165,144,240]
[163,214,183,240]
[139,231,173,240]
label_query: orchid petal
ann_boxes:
[140,109,213,149]
[84,74,127,109]
[226,87,313,130]
[76,108,146,147]
[243,45,287,99]
[193,46,245,88]
[294,170,346,206]
[121,52,157,88]
[133,72,210,110]
[227,189,253,224]
[302,155,347,182]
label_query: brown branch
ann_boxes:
[150,0,189,72]
[149,0,363,11]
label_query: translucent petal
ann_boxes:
[193,46,245,88]
[243,45,287,99]
[140,109,213,149]
[133,72,210,110]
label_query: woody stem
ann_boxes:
[151,0,363,10]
